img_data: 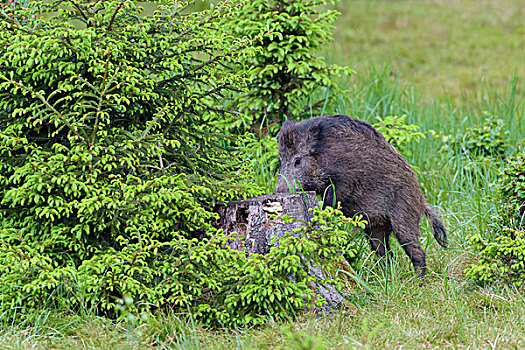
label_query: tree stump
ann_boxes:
[217,191,345,310]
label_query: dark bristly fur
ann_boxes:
[276,115,448,279]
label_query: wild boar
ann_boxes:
[276,115,448,279]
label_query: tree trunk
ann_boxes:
[217,191,346,310]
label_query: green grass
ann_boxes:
[2,280,525,348]
[333,0,525,102]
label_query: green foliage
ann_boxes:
[372,115,425,156]
[465,153,525,286]
[0,0,270,324]
[228,0,353,130]
[452,114,509,159]
[495,153,525,229]
[0,0,369,327]
[465,229,525,286]
[198,205,365,328]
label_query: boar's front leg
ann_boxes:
[364,223,391,258]
[321,183,337,209]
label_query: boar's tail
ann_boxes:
[424,204,448,248]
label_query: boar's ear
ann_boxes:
[305,120,325,155]
[277,120,297,149]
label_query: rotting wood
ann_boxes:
[217,191,347,310]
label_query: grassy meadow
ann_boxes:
[333,0,525,102]
[2,0,524,349]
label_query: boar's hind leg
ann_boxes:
[390,218,427,279]
[364,224,391,258]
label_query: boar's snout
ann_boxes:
[275,175,291,193]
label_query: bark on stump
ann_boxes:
[217,191,345,310]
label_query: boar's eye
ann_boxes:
[294,157,301,168]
